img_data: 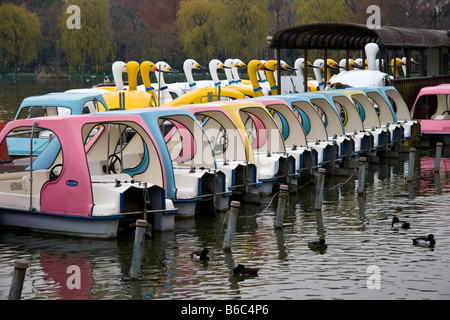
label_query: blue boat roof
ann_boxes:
[19,92,108,108]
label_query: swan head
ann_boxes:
[312,59,324,70]
[184,59,206,72]
[295,58,305,70]
[326,59,339,69]
[281,60,296,71]
[156,61,179,73]
[248,60,266,73]
[354,58,363,67]
[112,61,127,90]
[234,59,247,68]
[264,60,277,72]
[209,59,224,71]
[390,58,405,66]
[224,59,236,68]
[140,61,157,73]
[402,57,419,65]
[338,59,357,70]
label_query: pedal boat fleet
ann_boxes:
[0,52,421,239]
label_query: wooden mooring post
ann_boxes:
[275,185,289,229]
[357,157,367,195]
[315,168,326,210]
[434,142,443,172]
[8,259,29,300]
[222,201,240,251]
[130,219,148,280]
[407,148,416,182]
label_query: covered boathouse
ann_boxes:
[269,22,450,108]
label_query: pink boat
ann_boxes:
[0,114,176,239]
[410,85,450,145]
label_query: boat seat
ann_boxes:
[432,114,450,120]
[0,170,49,195]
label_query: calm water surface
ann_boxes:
[0,79,449,300]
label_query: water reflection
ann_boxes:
[1,147,449,300]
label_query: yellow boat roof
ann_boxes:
[164,87,245,106]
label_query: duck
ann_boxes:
[391,216,411,229]
[233,264,259,276]
[308,239,328,250]
[413,234,436,246]
[191,248,210,260]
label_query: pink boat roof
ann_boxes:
[416,85,450,96]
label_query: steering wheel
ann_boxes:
[442,110,450,115]
[107,154,122,174]
[49,164,63,181]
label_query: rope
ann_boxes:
[144,240,168,270]
[326,167,358,191]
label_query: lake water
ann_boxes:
[0,79,449,301]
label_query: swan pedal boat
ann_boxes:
[208,100,290,195]
[289,92,358,170]
[256,95,339,171]
[95,107,231,217]
[0,115,177,239]
[251,97,319,181]
[177,103,261,203]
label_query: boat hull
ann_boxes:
[0,207,121,239]
[418,120,450,146]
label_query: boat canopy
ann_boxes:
[270,23,450,50]
[15,92,109,120]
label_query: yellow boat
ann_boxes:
[102,61,155,110]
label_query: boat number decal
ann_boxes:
[10,182,23,191]
[66,180,79,187]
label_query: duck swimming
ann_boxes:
[191,248,210,260]
[392,216,411,229]
[233,264,259,276]
[308,239,328,250]
[412,234,436,246]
